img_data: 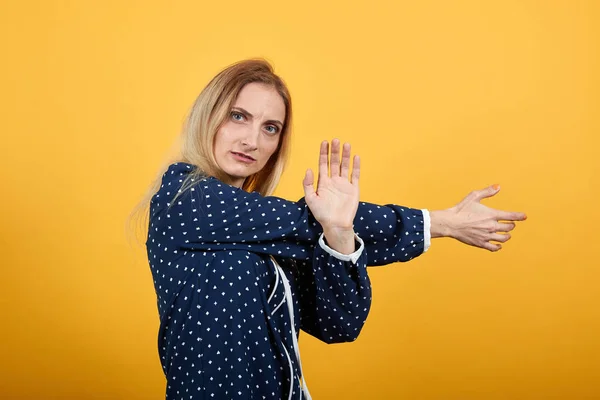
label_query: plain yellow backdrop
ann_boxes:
[1,0,598,399]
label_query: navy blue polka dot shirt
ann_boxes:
[146,162,430,399]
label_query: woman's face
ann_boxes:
[213,82,286,188]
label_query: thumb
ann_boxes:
[303,169,315,198]
[478,184,501,201]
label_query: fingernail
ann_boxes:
[492,184,500,190]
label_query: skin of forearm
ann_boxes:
[429,209,456,239]
[322,226,356,254]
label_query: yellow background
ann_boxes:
[1,0,598,398]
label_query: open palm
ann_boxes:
[303,139,360,231]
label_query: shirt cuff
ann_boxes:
[421,209,431,253]
[318,232,365,264]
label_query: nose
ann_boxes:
[241,124,260,150]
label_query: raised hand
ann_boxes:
[303,139,360,254]
[432,185,527,251]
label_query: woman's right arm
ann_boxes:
[151,160,525,264]
[149,162,428,262]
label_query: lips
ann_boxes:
[231,151,256,162]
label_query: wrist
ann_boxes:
[322,226,356,254]
[429,209,457,239]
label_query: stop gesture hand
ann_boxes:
[303,139,359,254]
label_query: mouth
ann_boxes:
[231,151,256,162]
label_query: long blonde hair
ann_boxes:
[129,59,293,242]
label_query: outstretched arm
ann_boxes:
[322,139,527,256]
[151,144,525,262]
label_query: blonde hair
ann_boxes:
[129,59,293,242]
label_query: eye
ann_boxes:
[231,111,244,122]
[264,125,280,135]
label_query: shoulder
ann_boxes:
[153,163,193,201]
[160,163,234,193]
[150,163,199,212]
[161,162,195,184]
[153,163,243,207]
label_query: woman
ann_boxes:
[138,59,526,399]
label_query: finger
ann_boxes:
[318,141,329,181]
[303,169,316,198]
[330,138,341,177]
[496,210,528,222]
[351,155,360,184]
[490,233,511,243]
[475,184,501,201]
[340,143,351,179]
[496,222,516,232]
[482,242,502,252]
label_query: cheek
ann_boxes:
[214,126,231,152]
[263,137,280,157]
[259,138,280,166]
[216,122,248,149]
[213,129,231,170]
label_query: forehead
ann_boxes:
[234,82,286,121]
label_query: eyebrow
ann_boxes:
[232,107,284,127]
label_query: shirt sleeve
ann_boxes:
[422,208,431,252]
[150,163,430,263]
[350,201,429,265]
[150,164,320,260]
[293,234,372,344]
[317,232,365,264]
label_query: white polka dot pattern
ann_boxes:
[146,163,427,399]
